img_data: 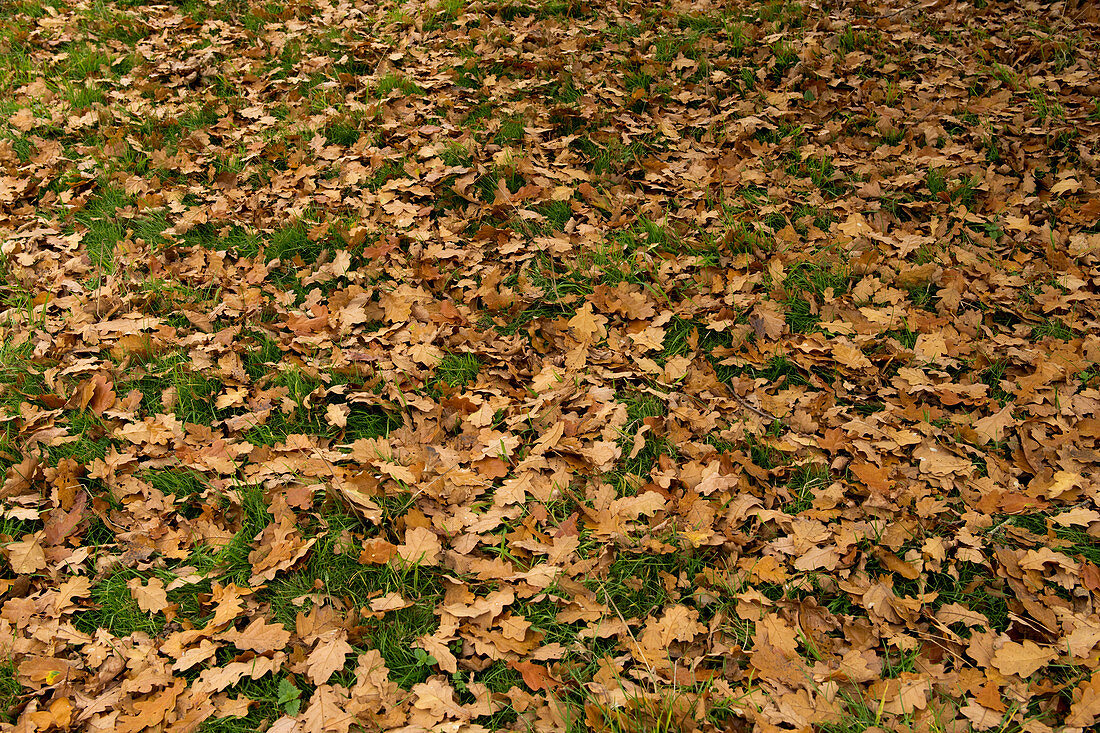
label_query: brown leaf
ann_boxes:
[396,526,441,566]
[991,640,1057,678]
[6,533,46,574]
[306,631,353,686]
[128,576,170,614]
[509,661,560,692]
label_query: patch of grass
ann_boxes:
[46,411,111,465]
[144,467,207,500]
[374,73,422,98]
[190,483,270,585]
[185,225,262,259]
[440,142,473,167]
[1049,525,1100,566]
[925,168,947,198]
[786,464,828,514]
[981,361,1013,407]
[65,81,107,110]
[599,551,679,619]
[366,159,407,191]
[73,187,130,276]
[759,0,805,28]
[73,570,167,637]
[546,72,583,103]
[1028,84,1065,122]
[744,429,785,471]
[494,117,526,146]
[569,134,660,178]
[920,563,1010,632]
[881,127,905,146]
[659,317,696,363]
[195,675,283,732]
[791,203,835,234]
[173,369,222,426]
[243,367,332,444]
[266,511,447,687]
[991,63,1017,89]
[57,44,111,81]
[837,25,872,53]
[323,120,360,147]
[435,352,480,389]
[799,156,845,197]
[781,260,850,333]
[526,200,573,234]
[1030,317,1073,341]
[0,661,21,724]
[423,0,464,31]
[265,223,323,267]
[769,41,798,78]
[344,403,401,441]
[953,174,981,210]
[612,392,673,491]
[480,659,523,694]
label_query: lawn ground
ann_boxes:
[1,0,1100,731]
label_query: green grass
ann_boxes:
[196,676,283,732]
[73,187,131,276]
[837,25,872,53]
[769,41,798,78]
[786,464,829,513]
[184,224,262,259]
[265,224,323,266]
[145,467,208,500]
[374,73,422,98]
[925,168,947,198]
[435,353,480,389]
[494,117,526,145]
[0,661,21,724]
[46,412,111,465]
[243,334,284,379]
[1008,511,1100,566]
[0,341,43,442]
[323,120,361,147]
[1028,84,1065,122]
[659,316,696,362]
[1030,317,1073,341]
[600,550,681,618]
[797,155,845,197]
[265,511,448,687]
[73,570,167,637]
[190,484,271,586]
[611,392,673,491]
[781,260,851,333]
[344,403,402,441]
[124,351,223,425]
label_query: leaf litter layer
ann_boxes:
[1,0,1100,731]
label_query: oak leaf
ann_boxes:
[509,660,559,692]
[219,617,291,653]
[1068,673,1100,727]
[991,640,1056,678]
[306,631,353,685]
[128,576,170,614]
[300,685,354,733]
[396,526,441,566]
[6,533,46,574]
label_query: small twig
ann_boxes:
[732,391,779,423]
[598,578,659,683]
